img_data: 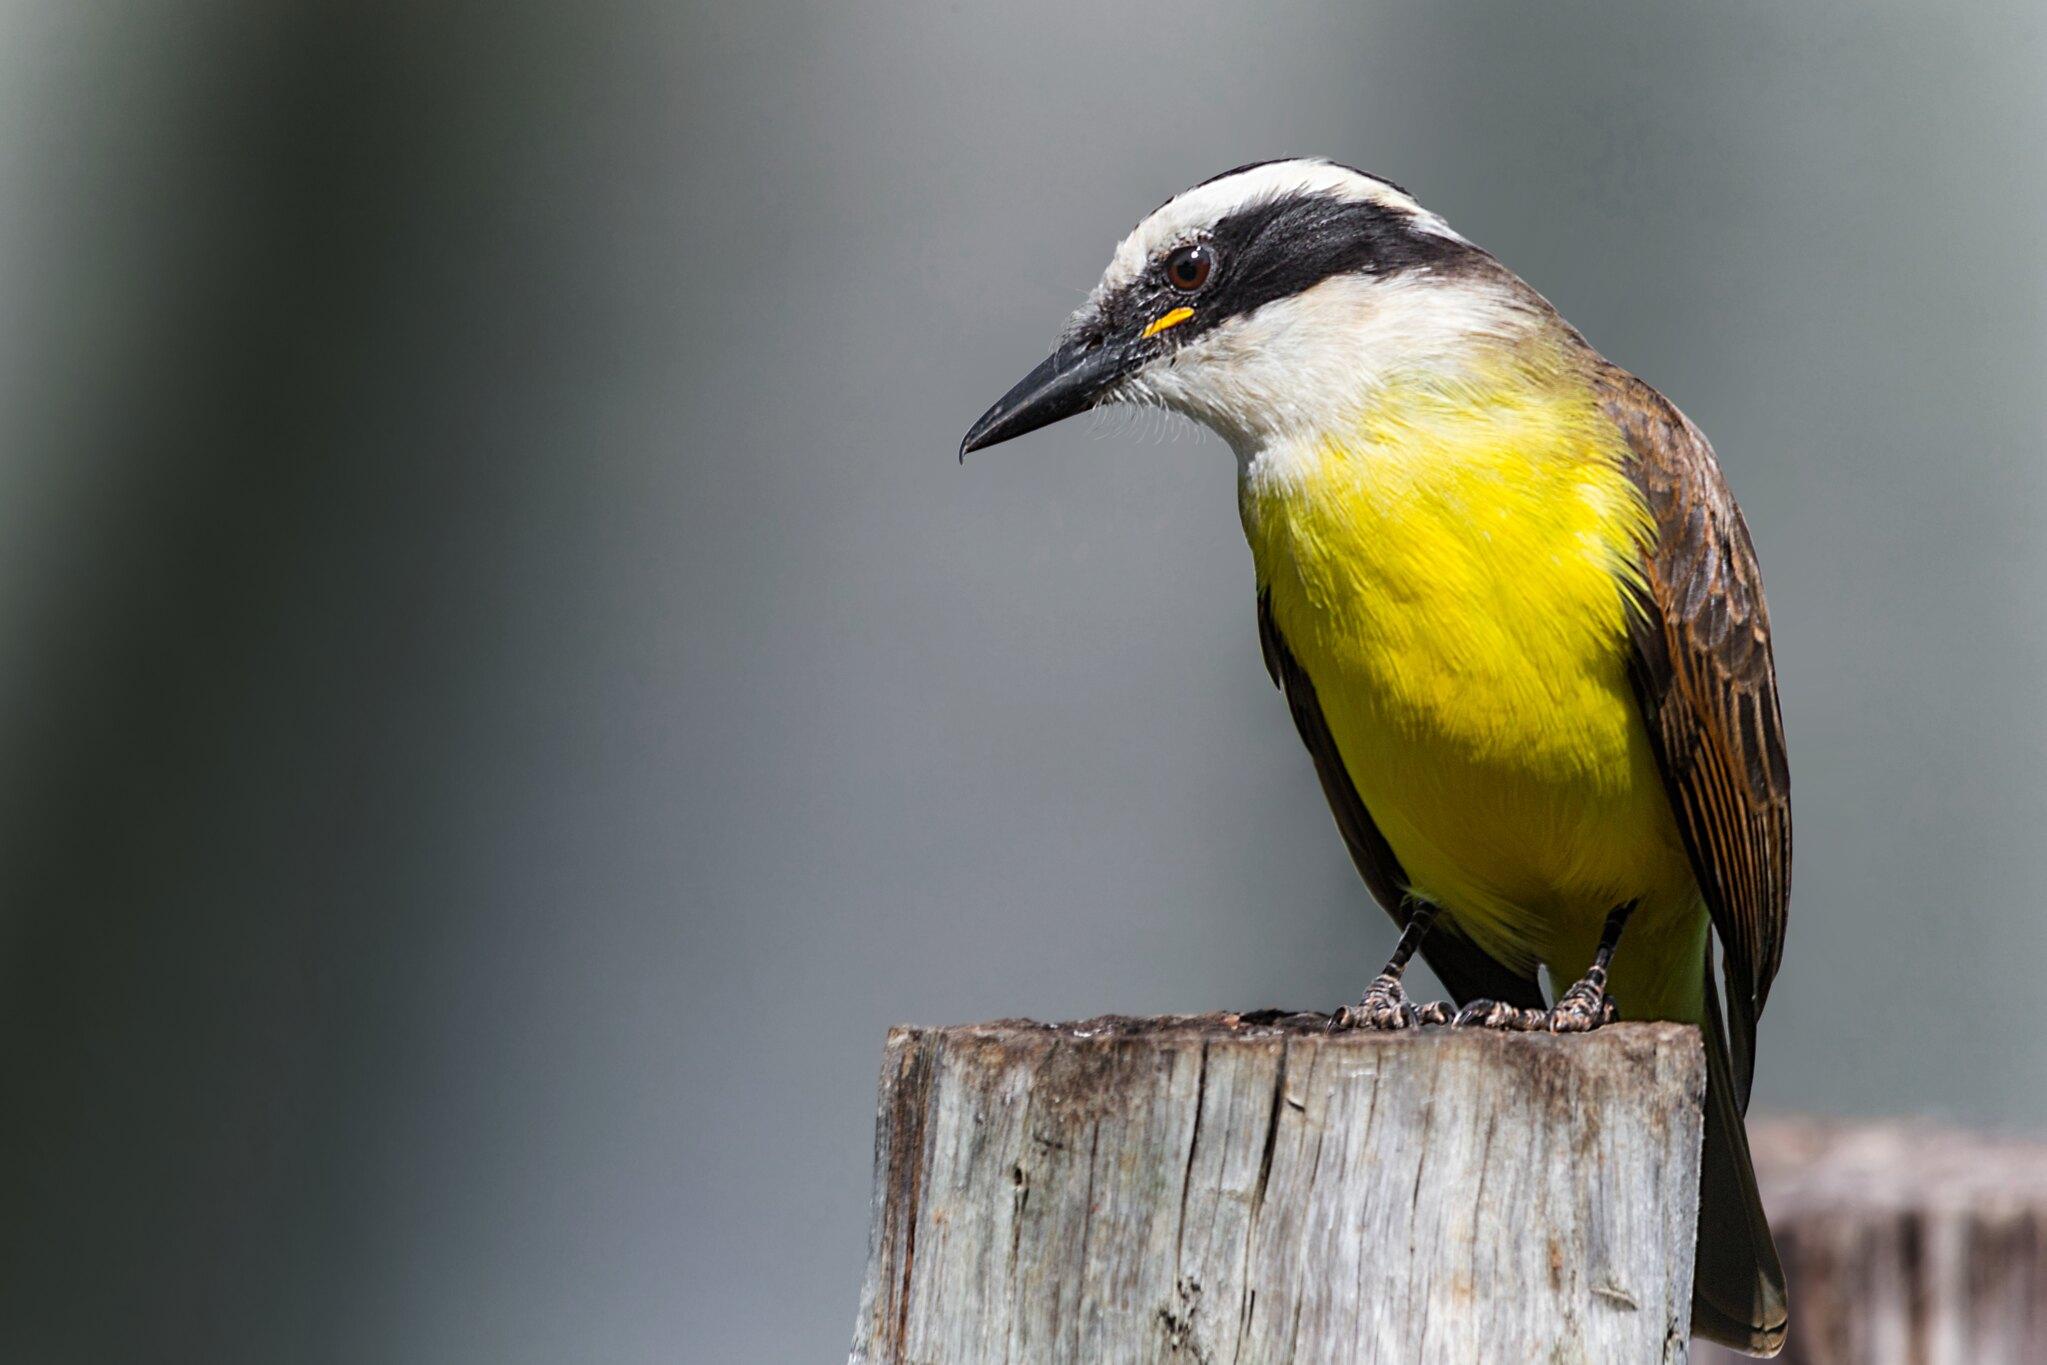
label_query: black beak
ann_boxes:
[959,337,1140,461]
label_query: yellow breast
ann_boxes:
[1242,362,1694,977]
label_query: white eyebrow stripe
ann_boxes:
[1084,159,1461,314]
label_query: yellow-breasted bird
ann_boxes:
[961,159,1790,1355]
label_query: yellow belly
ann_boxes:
[1243,378,1704,1017]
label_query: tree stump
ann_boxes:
[1691,1118,2047,1365]
[848,1013,1707,1364]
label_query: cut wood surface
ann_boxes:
[1692,1117,2047,1365]
[848,1013,1706,1364]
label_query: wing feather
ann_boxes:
[1601,367,1790,1107]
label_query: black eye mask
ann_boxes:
[1157,192,1487,346]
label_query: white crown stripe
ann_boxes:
[1089,159,1451,306]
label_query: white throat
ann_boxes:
[1108,271,1538,491]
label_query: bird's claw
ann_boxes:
[1451,998,1544,1030]
[1545,978,1620,1032]
[1451,983,1619,1033]
[1330,974,1453,1030]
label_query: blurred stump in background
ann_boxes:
[1694,1118,2047,1364]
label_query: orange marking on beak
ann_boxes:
[1140,306,1196,339]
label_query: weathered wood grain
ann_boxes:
[849,1014,1706,1364]
[1692,1118,2047,1365]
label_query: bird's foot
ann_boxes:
[1330,973,1453,1031]
[1546,972,1620,1032]
[1452,979,1618,1033]
[1449,998,1548,1031]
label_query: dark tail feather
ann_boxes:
[1691,965,1788,1356]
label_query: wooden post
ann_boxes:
[1691,1118,2047,1365]
[849,1013,1706,1364]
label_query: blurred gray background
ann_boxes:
[0,0,2041,1360]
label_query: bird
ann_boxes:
[960,158,1790,1356]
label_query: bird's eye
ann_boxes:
[1165,244,1215,292]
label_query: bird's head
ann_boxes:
[961,158,1540,462]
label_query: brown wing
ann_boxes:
[1258,591,1546,1010]
[1600,366,1790,1107]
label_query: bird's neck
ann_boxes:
[1142,272,1558,462]
[1235,333,1609,512]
